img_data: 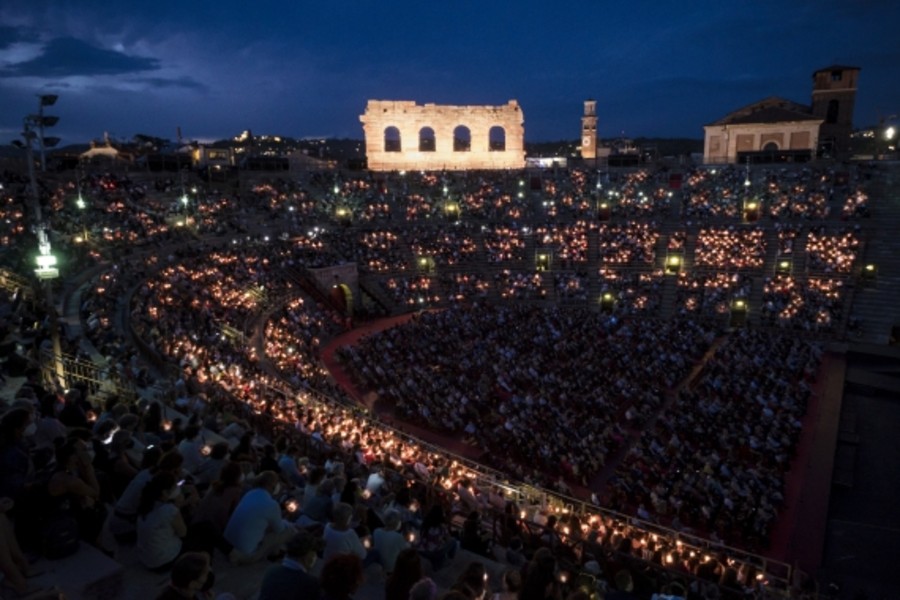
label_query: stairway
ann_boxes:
[845,164,900,343]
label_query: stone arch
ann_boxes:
[419,127,436,152]
[489,125,506,151]
[360,100,525,171]
[453,125,471,152]
[763,141,779,152]
[329,282,353,316]
[384,126,401,152]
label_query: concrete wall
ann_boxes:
[360,100,525,171]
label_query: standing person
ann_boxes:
[258,530,323,600]
[223,471,295,563]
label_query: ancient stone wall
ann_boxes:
[360,100,525,171]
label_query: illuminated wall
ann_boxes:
[360,100,525,171]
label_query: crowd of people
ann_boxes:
[608,329,821,550]
[694,228,766,271]
[676,274,752,317]
[805,227,861,274]
[337,306,717,488]
[761,276,845,331]
[0,161,876,599]
[597,269,664,316]
[534,223,591,266]
[597,223,659,265]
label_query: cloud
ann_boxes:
[0,36,159,78]
[132,75,207,92]
[0,25,26,50]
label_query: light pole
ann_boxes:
[76,169,88,242]
[34,94,60,172]
[14,119,65,388]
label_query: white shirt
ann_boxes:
[322,523,366,562]
[136,502,182,568]
[177,437,205,474]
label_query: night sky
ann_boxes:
[1,1,898,145]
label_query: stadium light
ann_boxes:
[31,94,60,172]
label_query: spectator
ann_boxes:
[154,551,215,600]
[416,505,458,570]
[224,471,295,564]
[192,442,230,490]
[193,461,245,534]
[409,577,439,600]
[492,569,522,600]
[296,477,334,526]
[322,502,367,563]
[47,438,105,546]
[108,445,164,543]
[319,554,364,600]
[0,495,56,598]
[374,509,409,573]
[451,561,488,599]
[258,530,323,600]
[460,511,491,557]
[385,547,424,600]
[136,471,187,570]
[0,408,36,503]
[520,548,561,600]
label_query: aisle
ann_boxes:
[320,311,484,461]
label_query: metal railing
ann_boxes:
[38,347,138,403]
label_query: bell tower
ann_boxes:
[581,99,597,160]
[811,65,860,156]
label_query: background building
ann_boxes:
[703,65,860,163]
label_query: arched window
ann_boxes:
[384,126,401,152]
[489,126,506,151]
[419,127,436,152]
[763,141,779,152]
[453,125,471,152]
[826,99,839,124]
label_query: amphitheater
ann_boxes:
[1,160,898,599]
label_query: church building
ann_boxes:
[703,65,859,164]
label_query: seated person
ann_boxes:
[154,552,215,600]
[136,472,186,570]
[295,477,334,527]
[322,502,367,563]
[258,530,323,600]
[193,461,244,532]
[224,471,295,564]
[373,510,409,573]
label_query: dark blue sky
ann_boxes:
[1,1,898,144]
